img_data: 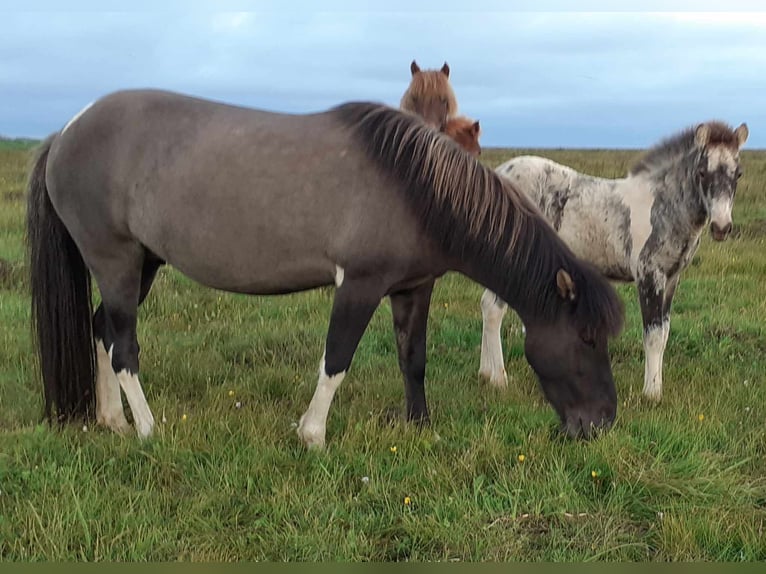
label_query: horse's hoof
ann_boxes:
[297,416,326,449]
[643,388,662,403]
[97,414,132,435]
[480,368,508,389]
[134,415,155,440]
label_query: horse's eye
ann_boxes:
[736,168,743,180]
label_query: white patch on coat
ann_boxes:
[95,339,130,434]
[497,156,653,278]
[114,366,155,439]
[620,174,656,276]
[642,321,669,402]
[297,354,346,448]
[479,289,508,388]
[334,265,345,287]
[61,102,94,134]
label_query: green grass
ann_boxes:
[1,145,765,561]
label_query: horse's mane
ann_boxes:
[334,102,624,337]
[399,68,458,117]
[630,121,741,176]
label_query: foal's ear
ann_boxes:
[410,60,420,76]
[556,269,577,302]
[441,62,450,77]
[735,123,749,148]
[695,124,711,148]
[472,121,480,135]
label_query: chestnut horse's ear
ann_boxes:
[556,269,577,302]
[441,62,450,77]
[472,121,480,135]
[410,60,420,76]
[735,123,749,148]
[695,124,711,148]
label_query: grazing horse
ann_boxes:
[27,90,624,448]
[399,60,457,130]
[479,121,748,402]
[444,117,481,156]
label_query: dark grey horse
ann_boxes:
[481,121,748,402]
[27,90,623,447]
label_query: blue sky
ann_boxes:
[2,3,765,147]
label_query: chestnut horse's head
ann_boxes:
[400,60,457,130]
[444,116,481,156]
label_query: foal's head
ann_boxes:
[518,267,624,440]
[400,60,457,130]
[444,117,481,156]
[693,122,749,241]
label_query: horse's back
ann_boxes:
[44,91,436,294]
[496,155,636,281]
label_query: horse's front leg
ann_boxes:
[638,271,669,402]
[479,289,509,388]
[297,278,383,449]
[390,279,435,423]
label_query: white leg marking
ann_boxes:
[642,321,668,402]
[95,340,131,434]
[297,355,346,448]
[61,101,94,134]
[334,265,345,288]
[114,362,155,439]
[479,290,508,389]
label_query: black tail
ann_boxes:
[26,135,95,422]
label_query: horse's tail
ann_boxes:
[26,134,95,422]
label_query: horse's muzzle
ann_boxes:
[710,221,732,241]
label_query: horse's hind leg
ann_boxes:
[479,289,508,388]
[93,250,162,437]
[390,279,434,423]
[297,278,383,449]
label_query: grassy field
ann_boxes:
[1,140,765,561]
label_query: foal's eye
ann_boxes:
[735,169,743,180]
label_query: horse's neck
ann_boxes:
[633,158,707,232]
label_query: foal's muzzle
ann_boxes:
[710,221,732,242]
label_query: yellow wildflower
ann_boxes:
[181,414,188,422]
[228,390,235,397]
[698,413,705,422]
[517,454,526,463]
[404,496,412,506]
[390,446,397,454]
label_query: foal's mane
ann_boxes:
[630,121,741,176]
[335,103,624,337]
[399,68,458,117]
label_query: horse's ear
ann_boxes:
[735,123,749,148]
[410,60,420,76]
[556,269,577,302]
[472,121,480,135]
[441,62,450,77]
[695,124,711,148]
